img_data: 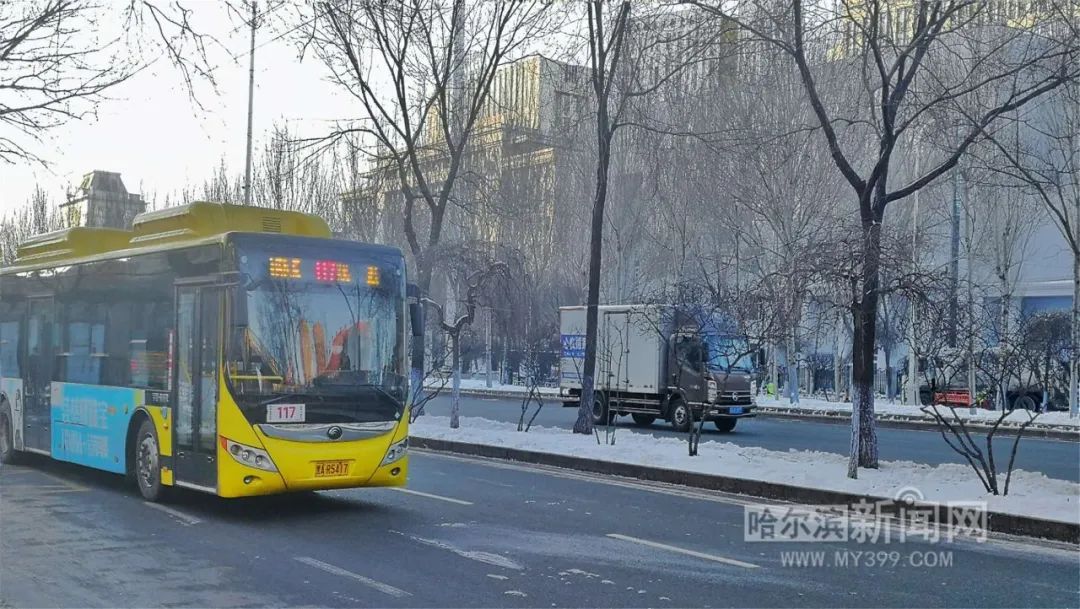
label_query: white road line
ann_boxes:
[391,487,473,505]
[143,502,202,526]
[294,556,410,598]
[417,450,758,507]
[607,533,759,569]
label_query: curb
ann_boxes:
[425,387,1080,442]
[411,436,1080,544]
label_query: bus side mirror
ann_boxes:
[407,283,424,338]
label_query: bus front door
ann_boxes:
[174,285,220,491]
[23,297,53,453]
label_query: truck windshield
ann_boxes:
[226,244,406,421]
[704,334,753,373]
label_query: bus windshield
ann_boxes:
[226,244,406,421]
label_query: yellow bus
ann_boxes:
[0,202,417,500]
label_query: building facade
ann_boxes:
[59,171,146,230]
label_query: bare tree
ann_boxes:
[1,0,222,165]
[303,0,555,398]
[981,77,1080,417]
[692,0,1079,475]
[572,2,731,434]
[424,258,509,428]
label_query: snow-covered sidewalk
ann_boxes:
[411,415,1080,526]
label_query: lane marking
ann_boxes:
[607,533,759,569]
[294,556,410,598]
[405,534,523,570]
[391,487,473,505]
[413,450,1075,554]
[415,449,757,506]
[143,502,202,526]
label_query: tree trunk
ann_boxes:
[850,216,881,471]
[573,24,617,434]
[834,320,842,399]
[1071,252,1079,417]
[998,278,1010,412]
[787,332,799,404]
[450,333,461,429]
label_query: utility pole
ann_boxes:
[907,154,921,406]
[948,160,960,348]
[243,0,257,206]
[485,307,493,388]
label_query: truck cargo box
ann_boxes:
[560,305,668,395]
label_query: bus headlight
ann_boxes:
[382,438,409,466]
[707,379,718,403]
[221,436,278,472]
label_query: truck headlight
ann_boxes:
[707,379,717,403]
[382,437,409,466]
[751,380,758,395]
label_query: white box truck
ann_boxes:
[559,304,756,432]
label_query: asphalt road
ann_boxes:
[2,452,1077,608]
[419,395,1080,482]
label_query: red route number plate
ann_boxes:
[314,460,350,477]
[267,403,305,423]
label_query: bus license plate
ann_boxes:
[267,403,305,423]
[314,460,350,477]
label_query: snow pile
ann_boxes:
[411,415,1080,525]
[757,395,1080,430]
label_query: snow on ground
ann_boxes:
[411,415,1080,525]
[756,395,1080,430]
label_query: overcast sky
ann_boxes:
[1,3,354,216]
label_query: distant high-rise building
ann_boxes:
[59,171,146,229]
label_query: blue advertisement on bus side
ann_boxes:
[51,382,142,474]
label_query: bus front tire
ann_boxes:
[134,419,166,502]
[0,407,20,465]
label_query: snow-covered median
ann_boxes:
[411,415,1080,525]
[757,396,1080,430]
[423,378,1080,432]
[424,377,559,396]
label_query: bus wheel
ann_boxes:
[0,407,20,465]
[713,419,737,433]
[669,399,691,433]
[631,413,656,426]
[135,419,165,502]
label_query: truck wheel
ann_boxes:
[590,393,612,426]
[134,419,166,502]
[631,413,656,426]
[669,399,691,433]
[0,406,20,465]
[713,419,737,433]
